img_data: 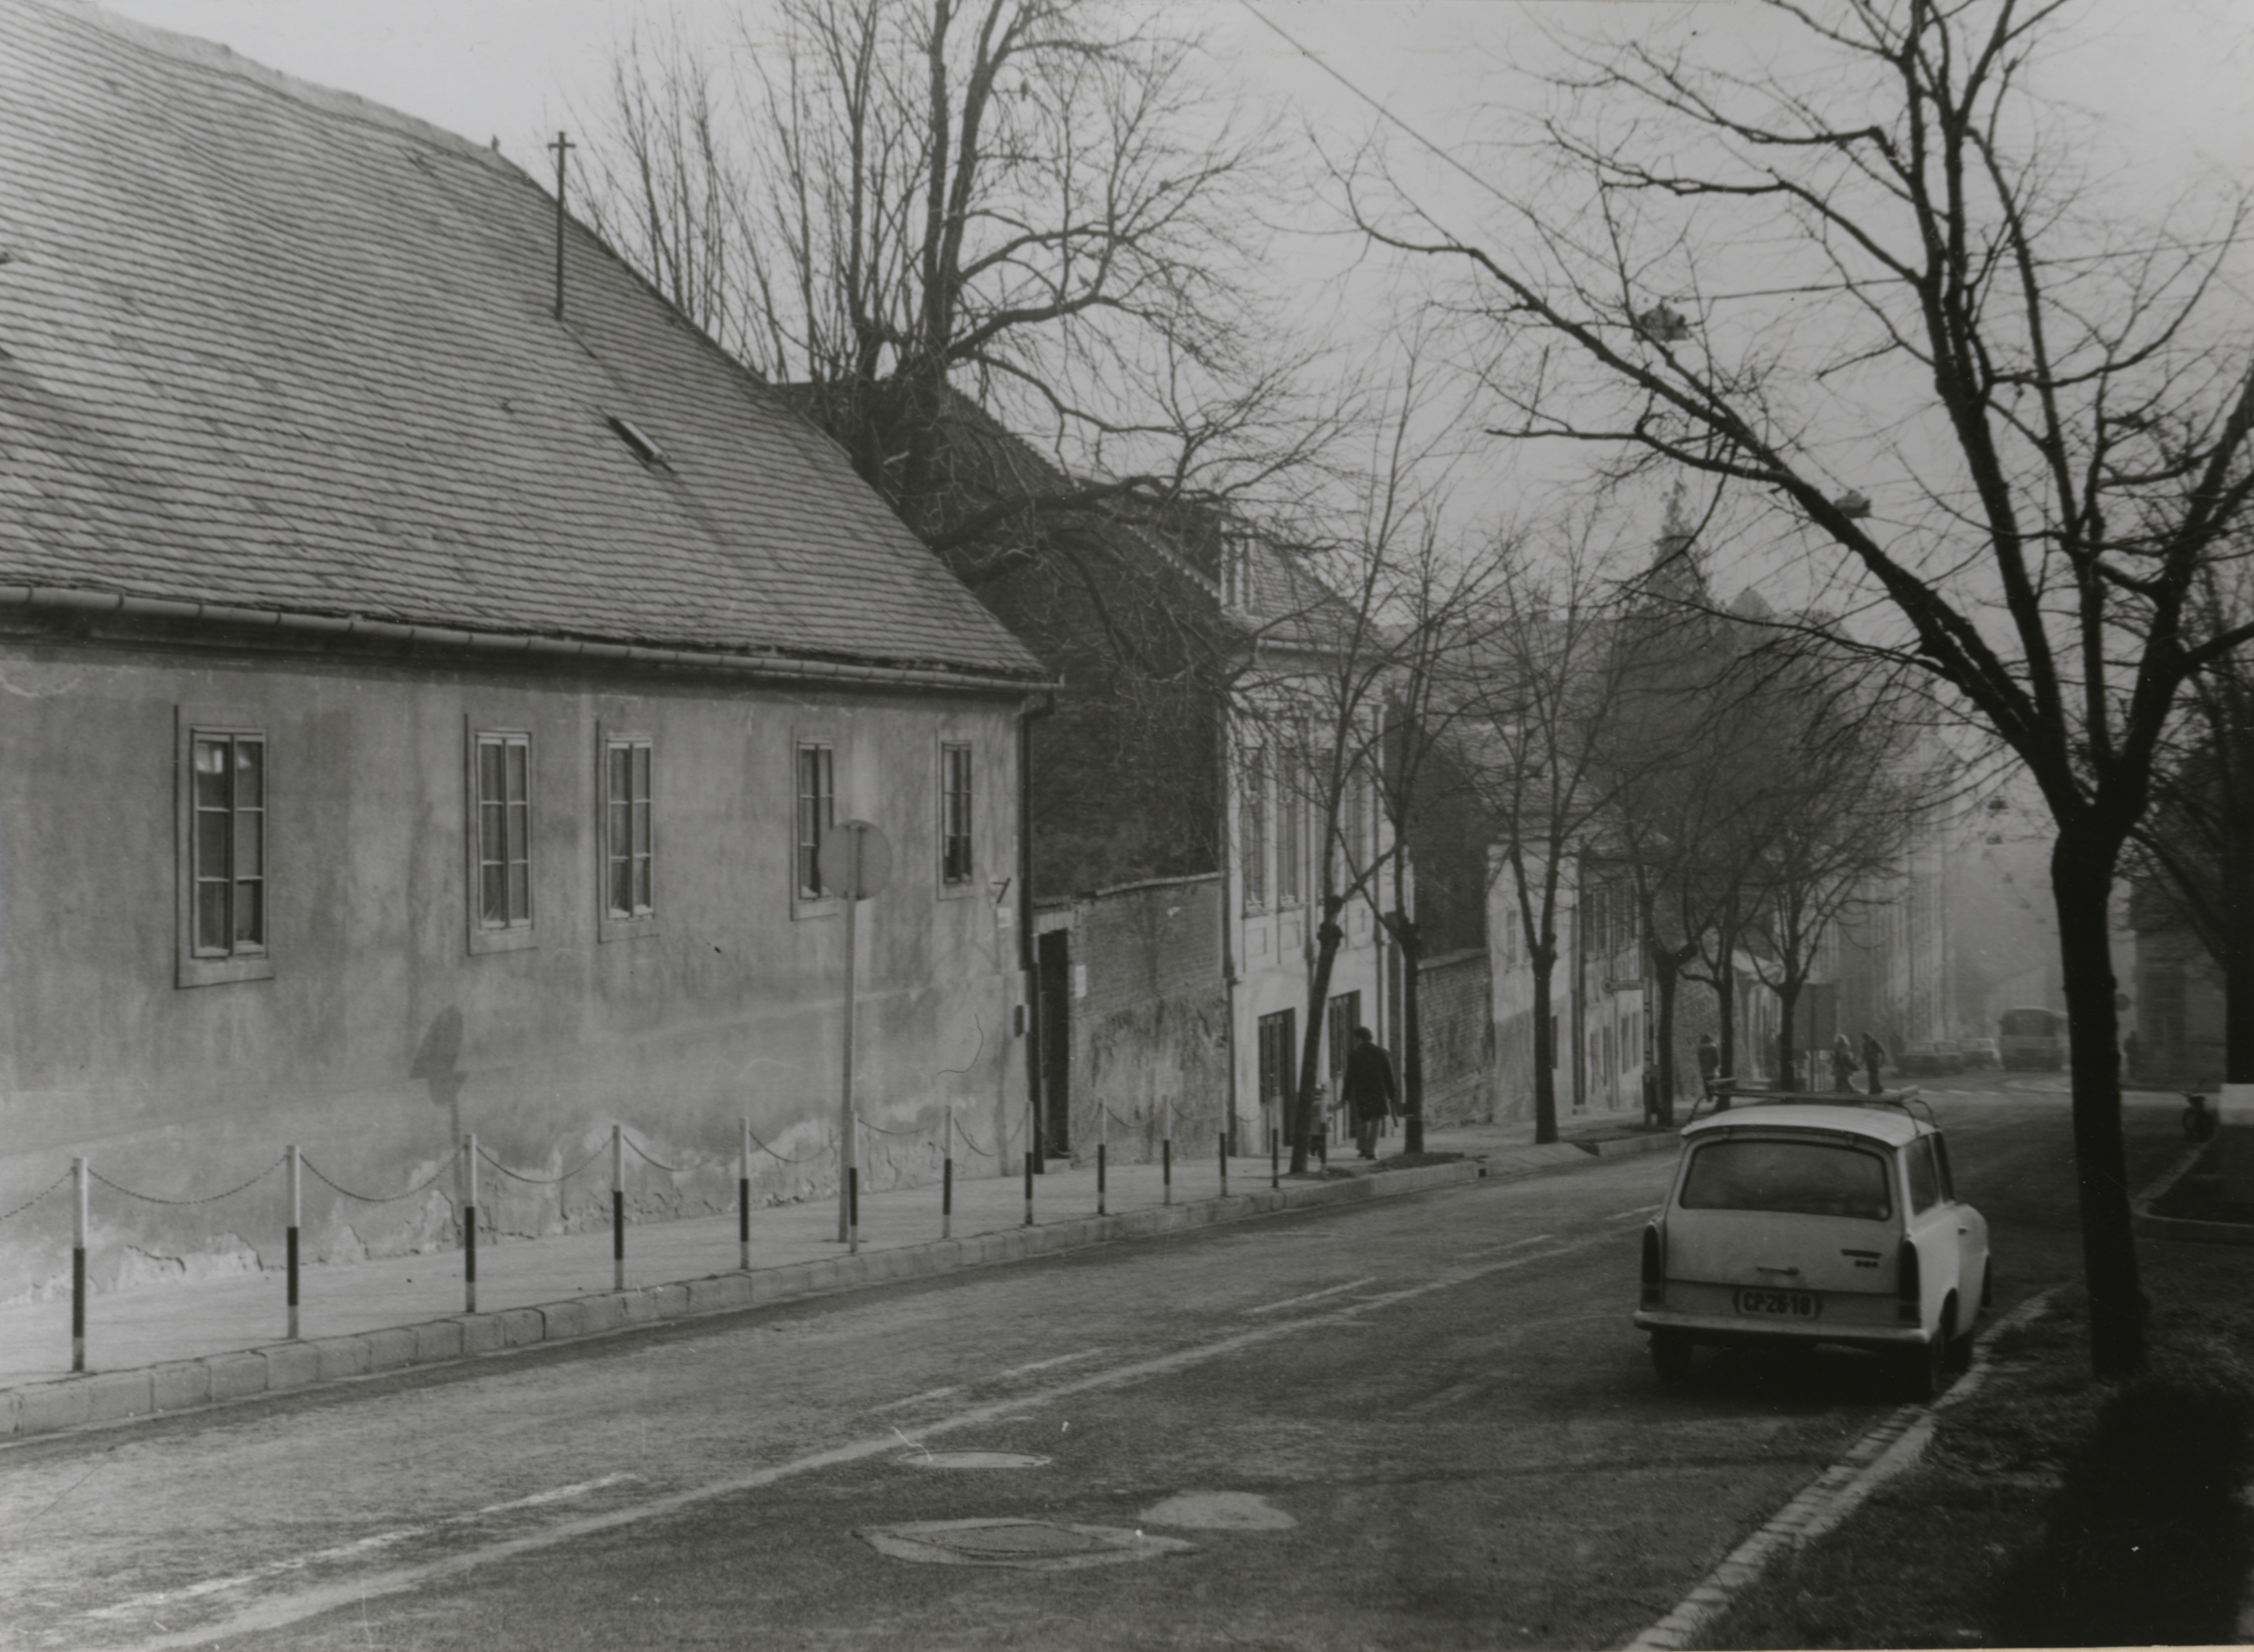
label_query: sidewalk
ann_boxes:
[0,1112,1674,1441]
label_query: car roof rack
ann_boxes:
[1686,1080,1934,1130]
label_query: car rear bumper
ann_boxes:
[1634,1308,1934,1348]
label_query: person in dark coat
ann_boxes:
[1831,1034,1857,1091]
[1696,1033,1721,1087]
[1862,1032,1887,1095]
[1342,1027,1398,1160]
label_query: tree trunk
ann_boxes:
[1397,912,1426,1153]
[1530,941,1559,1146]
[1651,952,1680,1127]
[1775,981,1800,1089]
[2053,827,2148,1378]
[2226,848,2254,1086]
[1290,908,1346,1174]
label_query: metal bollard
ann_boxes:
[1271,1130,1280,1189]
[463,1133,478,1315]
[286,1144,302,1340]
[1219,1132,1228,1198]
[1023,1150,1035,1227]
[739,1118,753,1272]
[1162,1136,1172,1206]
[848,1167,859,1255]
[71,1156,87,1373]
[1097,1142,1107,1217]
[943,1155,954,1239]
[612,1125,627,1291]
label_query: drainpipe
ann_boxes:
[1019,693,1055,1169]
[1218,698,1240,1157]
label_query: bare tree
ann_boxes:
[1348,0,2254,1375]
[574,0,1331,564]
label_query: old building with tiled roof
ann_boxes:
[0,0,1046,1298]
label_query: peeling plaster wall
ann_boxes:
[0,635,1028,1301]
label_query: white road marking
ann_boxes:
[1461,1234,1555,1255]
[106,1239,1606,1650]
[871,1386,963,1412]
[995,1348,1108,1379]
[86,1474,640,1620]
[1608,1204,1663,1221]
[1245,1277,1379,1314]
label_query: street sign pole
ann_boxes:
[838,823,861,1243]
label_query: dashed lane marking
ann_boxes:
[1462,1234,1556,1256]
[1608,1204,1663,1221]
[87,1474,641,1621]
[994,1348,1108,1379]
[1246,1277,1379,1314]
[104,1237,1610,1650]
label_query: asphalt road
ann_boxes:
[0,1079,2189,1652]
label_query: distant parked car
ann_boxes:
[1635,1098,1992,1400]
[1960,1038,2000,1069]
[1896,1042,1964,1076]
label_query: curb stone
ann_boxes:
[0,1153,1512,1443]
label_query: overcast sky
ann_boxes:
[94,0,2254,595]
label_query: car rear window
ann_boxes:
[1679,1138,1894,1221]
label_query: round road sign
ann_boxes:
[816,818,893,900]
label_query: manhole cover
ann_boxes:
[897,1451,1052,1470]
[857,1519,1195,1572]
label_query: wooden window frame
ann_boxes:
[598,725,657,943]
[177,708,274,988]
[793,734,839,918]
[466,722,538,955]
[938,739,974,893]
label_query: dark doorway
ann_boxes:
[1036,929,1072,1156]
[1257,1008,1295,1149]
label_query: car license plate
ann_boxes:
[1735,1288,1820,1319]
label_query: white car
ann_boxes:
[1634,1098,1991,1399]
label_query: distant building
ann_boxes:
[0,0,1047,1298]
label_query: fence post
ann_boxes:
[71,1156,87,1373]
[463,1133,478,1315]
[286,1144,301,1341]
[612,1124,626,1291]
[942,1112,953,1241]
[739,1116,752,1272]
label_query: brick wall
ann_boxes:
[1052,875,1231,1162]
[1417,947,1493,1126]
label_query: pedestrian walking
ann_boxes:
[1341,1027,1398,1160]
[1831,1033,1857,1091]
[1696,1033,1721,1089]
[1862,1032,1887,1095]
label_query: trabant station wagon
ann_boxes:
[1635,1093,1991,1399]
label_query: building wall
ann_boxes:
[1035,875,1230,1163]
[1415,947,1492,1126]
[0,634,1027,1299]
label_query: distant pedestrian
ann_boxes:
[1862,1032,1887,1095]
[1831,1034,1857,1091]
[1696,1033,1721,1088]
[1342,1027,1398,1160]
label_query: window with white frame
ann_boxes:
[796,741,835,900]
[940,742,973,885]
[473,730,533,933]
[1239,746,1267,912]
[190,730,266,958]
[604,735,653,920]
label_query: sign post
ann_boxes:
[818,818,892,1243]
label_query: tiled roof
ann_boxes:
[0,0,1044,683]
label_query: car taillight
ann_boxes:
[1896,1237,1921,1323]
[1641,1224,1664,1309]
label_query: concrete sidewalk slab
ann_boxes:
[0,1116,1654,1443]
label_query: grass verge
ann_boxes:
[1690,1242,2254,1649]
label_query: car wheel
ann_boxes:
[1946,1292,1977,1370]
[1901,1305,1954,1402]
[1651,1331,1695,1385]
